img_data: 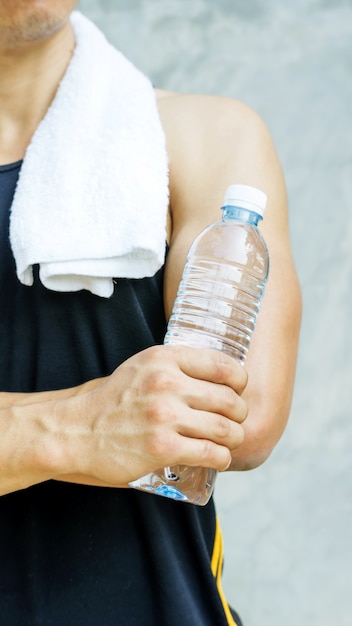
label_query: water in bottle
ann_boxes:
[129,184,269,505]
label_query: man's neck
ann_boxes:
[0,20,75,165]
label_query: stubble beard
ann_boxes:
[0,3,74,49]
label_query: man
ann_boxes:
[0,2,301,624]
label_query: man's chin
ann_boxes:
[0,1,78,49]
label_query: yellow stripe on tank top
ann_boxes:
[211,516,239,626]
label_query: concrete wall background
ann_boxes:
[77,2,352,624]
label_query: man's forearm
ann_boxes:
[0,379,101,496]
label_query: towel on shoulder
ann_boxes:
[10,11,169,298]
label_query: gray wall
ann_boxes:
[77,2,352,624]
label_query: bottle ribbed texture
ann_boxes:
[165,257,265,363]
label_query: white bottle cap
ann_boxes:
[224,184,267,217]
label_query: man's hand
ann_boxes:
[0,344,248,495]
[60,344,248,486]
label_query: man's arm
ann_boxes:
[0,92,300,497]
[158,92,302,470]
[0,344,248,496]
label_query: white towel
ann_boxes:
[9,11,169,298]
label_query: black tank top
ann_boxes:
[0,162,241,626]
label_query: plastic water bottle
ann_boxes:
[129,184,269,505]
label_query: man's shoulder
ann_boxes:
[155,89,273,195]
[155,88,260,125]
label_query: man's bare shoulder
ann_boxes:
[155,88,261,126]
[154,89,276,210]
[155,89,271,167]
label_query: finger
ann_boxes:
[173,435,241,472]
[185,379,248,424]
[164,344,248,394]
[179,408,245,450]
